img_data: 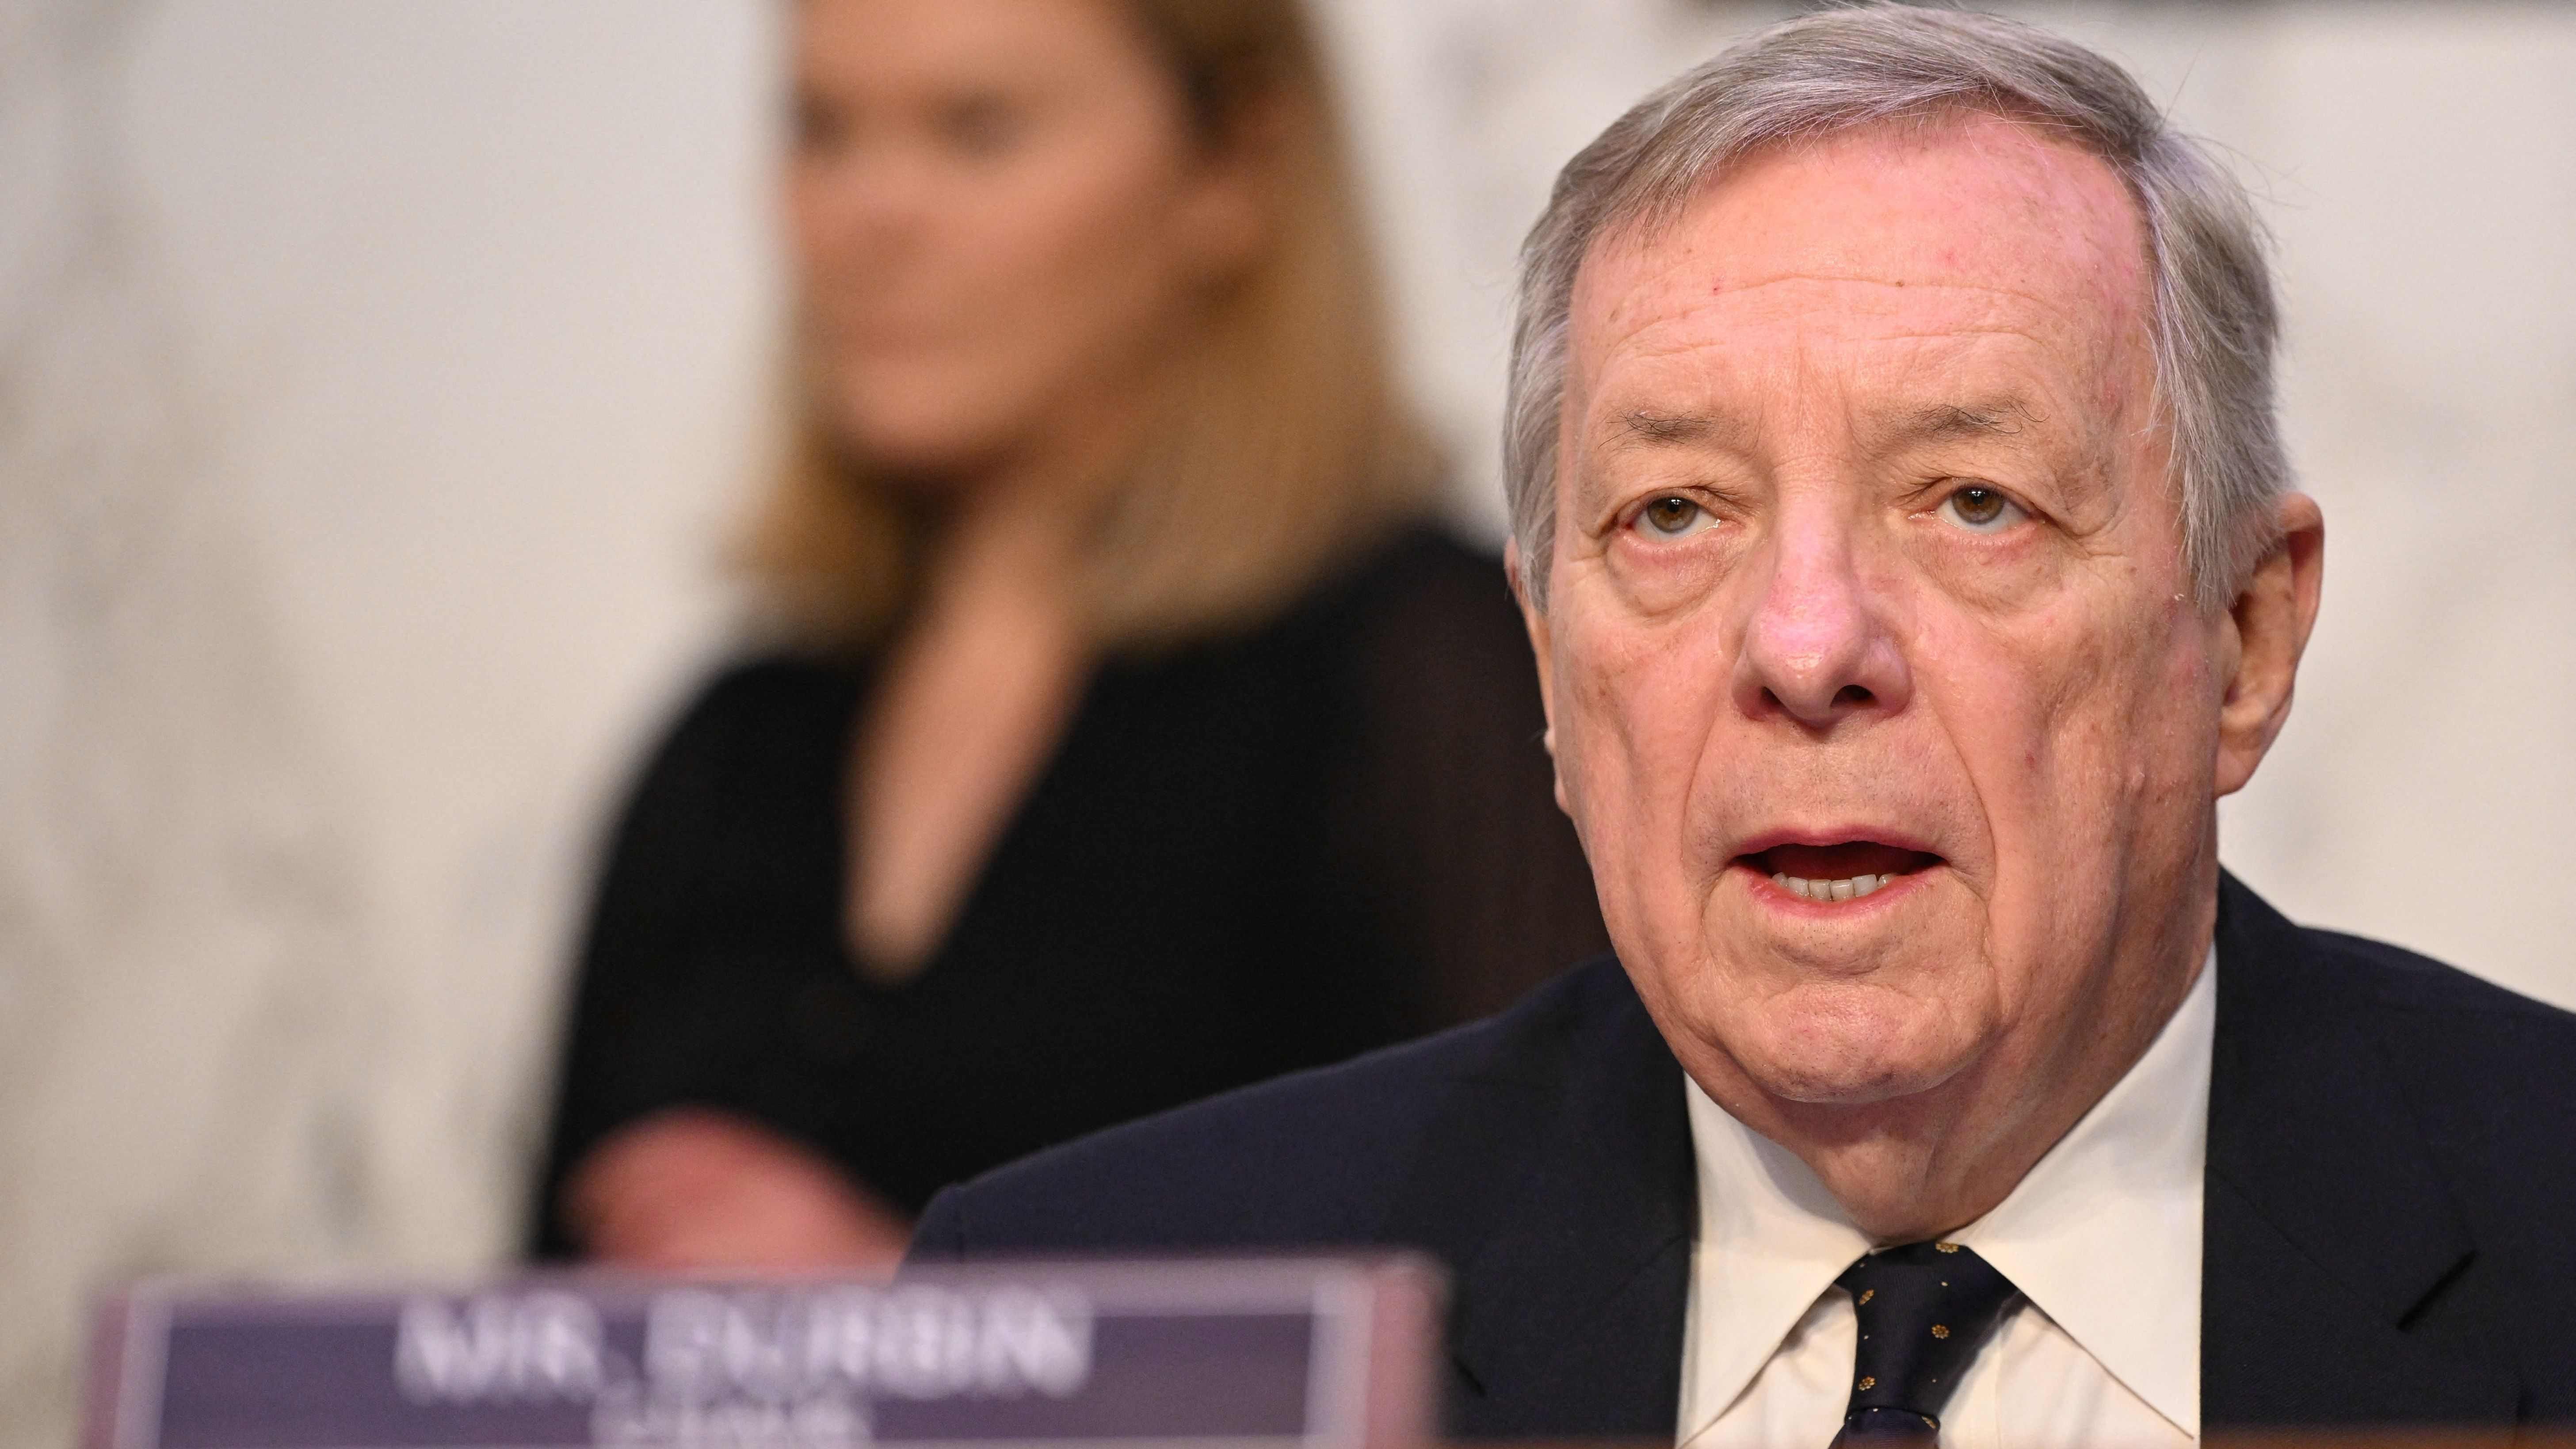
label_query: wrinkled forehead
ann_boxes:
[1565,111,2159,431]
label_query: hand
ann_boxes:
[561,1107,912,1274]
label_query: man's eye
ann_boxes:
[1636,496,1712,538]
[1938,484,2023,533]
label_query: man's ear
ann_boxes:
[2213,492,2324,797]
[1505,540,1571,814]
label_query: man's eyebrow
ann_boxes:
[1608,409,1752,448]
[1883,399,2044,446]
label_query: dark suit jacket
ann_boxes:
[912,877,2576,1435]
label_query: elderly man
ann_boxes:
[911,6,2576,1440]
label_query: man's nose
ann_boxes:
[1730,519,1911,729]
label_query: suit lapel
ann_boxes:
[2203,875,2520,1424]
[1386,961,1695,1439]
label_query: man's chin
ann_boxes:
[1753,1060,1957,1107]
[1717,1003,1980,1110]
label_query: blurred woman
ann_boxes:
[530,0,1605,1270]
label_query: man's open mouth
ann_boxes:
[1740,841,1942,903]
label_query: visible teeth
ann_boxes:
[1771,872,1897,902]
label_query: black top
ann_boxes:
[530,529,1607,1252]
[914,876,2576,1437]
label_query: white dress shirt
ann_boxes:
[1676,951,2215,1449]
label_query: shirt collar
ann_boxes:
[1682,948,2216,1438]
[1956,949,2213,1436]
[1681,1077,1874,1438]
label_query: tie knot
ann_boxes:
[1833,1241,2022,1442]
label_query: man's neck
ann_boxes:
[1699,937,2213,1244]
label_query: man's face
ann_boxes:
[1532,115,2233,1143]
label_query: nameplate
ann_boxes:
[86,1257,1444,1449]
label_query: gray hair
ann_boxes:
[1505,3,2286,611]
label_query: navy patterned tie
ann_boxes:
[1830,1241,2023,1448]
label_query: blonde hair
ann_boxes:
[741,0,1440,650]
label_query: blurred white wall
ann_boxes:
[1,2,2570,1445]
[2,4,780,1445]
